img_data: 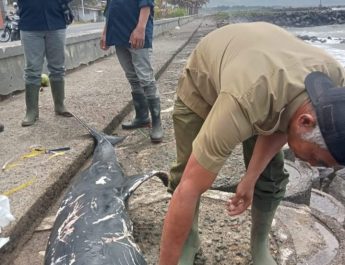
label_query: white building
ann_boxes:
[72,6,105,23]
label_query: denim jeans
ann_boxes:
[115,46,159,99]
[21,29,66,86]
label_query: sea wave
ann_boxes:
[287,24,345,67]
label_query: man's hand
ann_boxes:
[226,176,255,216]
[226,133,287,216]
[130,6,150,49]
[130,26,145,49]
[100,32,109,51]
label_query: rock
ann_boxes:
[310,189,345,226]
[234,8,345,28]
[328,169,345,205]
[284,160,315,205]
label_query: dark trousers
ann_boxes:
[169,97,289,212]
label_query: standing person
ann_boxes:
[100,0,164,143]
[159,22,345,265]
[18,0,72,127]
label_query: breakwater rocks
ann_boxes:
[296,34,345,47]
[231,7,345,27]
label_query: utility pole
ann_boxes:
[81,0,85,17]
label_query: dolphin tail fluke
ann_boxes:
[123,171,169,201]
[104,135,126,146]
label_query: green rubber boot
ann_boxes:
[122,92,150,129]
[178,202,200,265]
[147,98,164,143]
[50,79,72,117]
[251,206,278,265]
[22,84,40,127]
[0,123,4,132]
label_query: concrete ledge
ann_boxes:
[65,30,114,70]
[154,15,195,36]
[0,16,196,96]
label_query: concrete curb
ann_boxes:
[0,16,197,97]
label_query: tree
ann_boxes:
[167,0,209,14]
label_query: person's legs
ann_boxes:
[169,97,204,265]
[45,29,71,117]
[116,46,150,129]
[130,48,163,142]
[0,123,4,132]
[21,30,45,126]
[169,97,204,192]
[242,136,289,265]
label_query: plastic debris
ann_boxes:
[0,195,15,249]
[2,146,70,172]
[21,147,45,159]
[0,237,10,249]
[1,159,19,171]
[2,177,37,197]
[48,152,66,160]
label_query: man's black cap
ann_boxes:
[305,71,345,165]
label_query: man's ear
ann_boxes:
[297,113,316,128]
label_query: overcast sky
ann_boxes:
[207,0,345,7]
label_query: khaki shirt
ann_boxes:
[177,22,345,173]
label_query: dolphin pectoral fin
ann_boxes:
[123,171,169,201]
[150,171,169,187]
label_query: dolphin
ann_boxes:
[44,114,168,265]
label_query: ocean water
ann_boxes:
[287,24,345,67]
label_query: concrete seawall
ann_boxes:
[0,15,195,96]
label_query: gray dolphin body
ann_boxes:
[44,116,167,265]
